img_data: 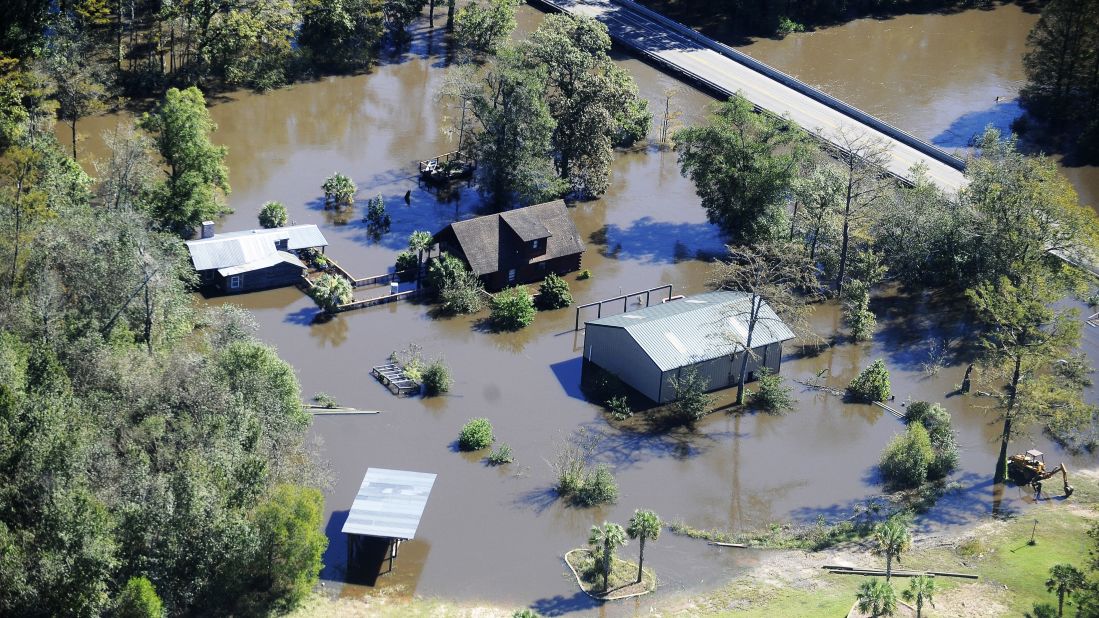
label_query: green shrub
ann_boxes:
[310,273,353,313]
[458,418,494,451]
[429,253,485,314]
[847,359,891,402]
[776,16,805,37]
[115,576,163,618]
[395,251,418,282]
[363,193,390,229]
[880,423,934,489]
[843,279,876,342]
[322,172,356,207]
[574,464,619,506]
[258,201,288,228]
[577,269,592,280]
[906,402,958,480]
[513,610,541,618]
[491,287,536,331]
[422,360,452,396]
[670,366,714,424]
[607,395,632,420]
[312,392,339,408]
[487,443,514,465]
[751,368,794,413]
[536,273,573,310]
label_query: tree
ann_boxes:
[709,241,820,404]
[422,359,452,395]
[0,145,48,290]
[407,230,432,285]
[94,123,158,213]
[383,0,428,41]
[311,273,353,313]
[139,87,230,236]
[1021,0,1099,138]
[856,579,897,618]
[793,161,843,263]
[323,173,356,208]
[968,274,1084,483]
[454,0,519,59]
[458,418,494,450]
[114,577,163,618]
[536,273,572,309]
[848,359,891,403]
[245,485,327,614]
[258,201,288,228]
[901,575,935,618]
[873,519,911,582]
[1046,564,1086,617]
[879,423,933,489]
[452,52,564,208]
[429,253,485,314]
[1027,603,1060,618]
[675,97,810,244]
[519,14,650,197]
[669,366,714,425]
[203,0,300,90]
[587,522,627,592]
[491,286,535,330]
[626,510,660,584]
[842,278,876,342]
[751,368,794,413]
[42,16,109,160]
[823,127,894,295]
[298,0,385,70]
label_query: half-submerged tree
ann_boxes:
[258,201,288,228]
[323,173,356,208]
[709,241,819,405]
[626,510,661,584]
[675,97,810,244]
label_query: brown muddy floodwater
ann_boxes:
[63,3,1099,614]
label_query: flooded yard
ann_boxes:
[62,3,1099,613]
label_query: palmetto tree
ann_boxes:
[626,510,661,584]
[856,579,897,618]
[901,575,936,618]
[873,519,911,581]
[1046,563,1086,617]
[588,522,627,592]
[408,230,433,286]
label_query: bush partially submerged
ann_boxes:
[487,443,514,465]
[903,401,959,481]
[573,464,618,507]
[880,423,933,489]
[751,368,794,413]
[491,287,536,331]
[395,251,417,282]
[536,273,573,310]
[848,359,891,402]
[428,253,485,314]
[551,429,618,506]
[310,274,352,313]
[458,418,494,451]
[422,360,452,396]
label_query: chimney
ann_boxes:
[201,221,215,239]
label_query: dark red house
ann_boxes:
[432,200,584,291]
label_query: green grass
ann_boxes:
[565,548,656,597]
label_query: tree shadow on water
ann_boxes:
[591,218,725,264]
[530,591,602,616]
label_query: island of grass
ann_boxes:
[564,549,656,600]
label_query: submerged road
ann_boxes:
[535,0,969,194]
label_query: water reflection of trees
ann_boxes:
[312,312,349,347]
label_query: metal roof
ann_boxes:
[586,291,796,372]
[185,224,328,270]
[342,468,437,540]
[217,251,304,277]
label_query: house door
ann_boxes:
[507,268,517,284]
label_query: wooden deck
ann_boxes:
[371,363,421,396]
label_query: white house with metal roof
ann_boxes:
[184,221,328,294]
[582,291,795,403]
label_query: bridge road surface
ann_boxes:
[536,0,969,194]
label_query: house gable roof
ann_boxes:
[185,224,327,271]
[435,200,583,277]
[585,291,796,372]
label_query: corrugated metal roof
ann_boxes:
[217,251,304,277]
[342,468,437,540]
[586,291,795,372]
[185,224,328,270]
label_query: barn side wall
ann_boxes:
[583,325,662,403]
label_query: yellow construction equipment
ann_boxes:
[1008,450,1074,498]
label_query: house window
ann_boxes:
[507,269,517,283]
[229,275,242,289]
[532,239,540,249]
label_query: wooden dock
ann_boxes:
[371,363,421,396]
[419,150,475,184]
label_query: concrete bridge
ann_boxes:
[532,0,969,194]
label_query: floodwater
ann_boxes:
[60,3,1099,613]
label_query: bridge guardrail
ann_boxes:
[609,0,967,172]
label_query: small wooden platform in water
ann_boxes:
[372,363,420,396]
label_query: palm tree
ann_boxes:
[1046,563,1086,617]
[408,230,433,287]
[626,509,661,584]
[873,519,911,581]
[588,522,627,592]
[1026,603,1059,618]
[856,579,897,618]
[901,575,936,618]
